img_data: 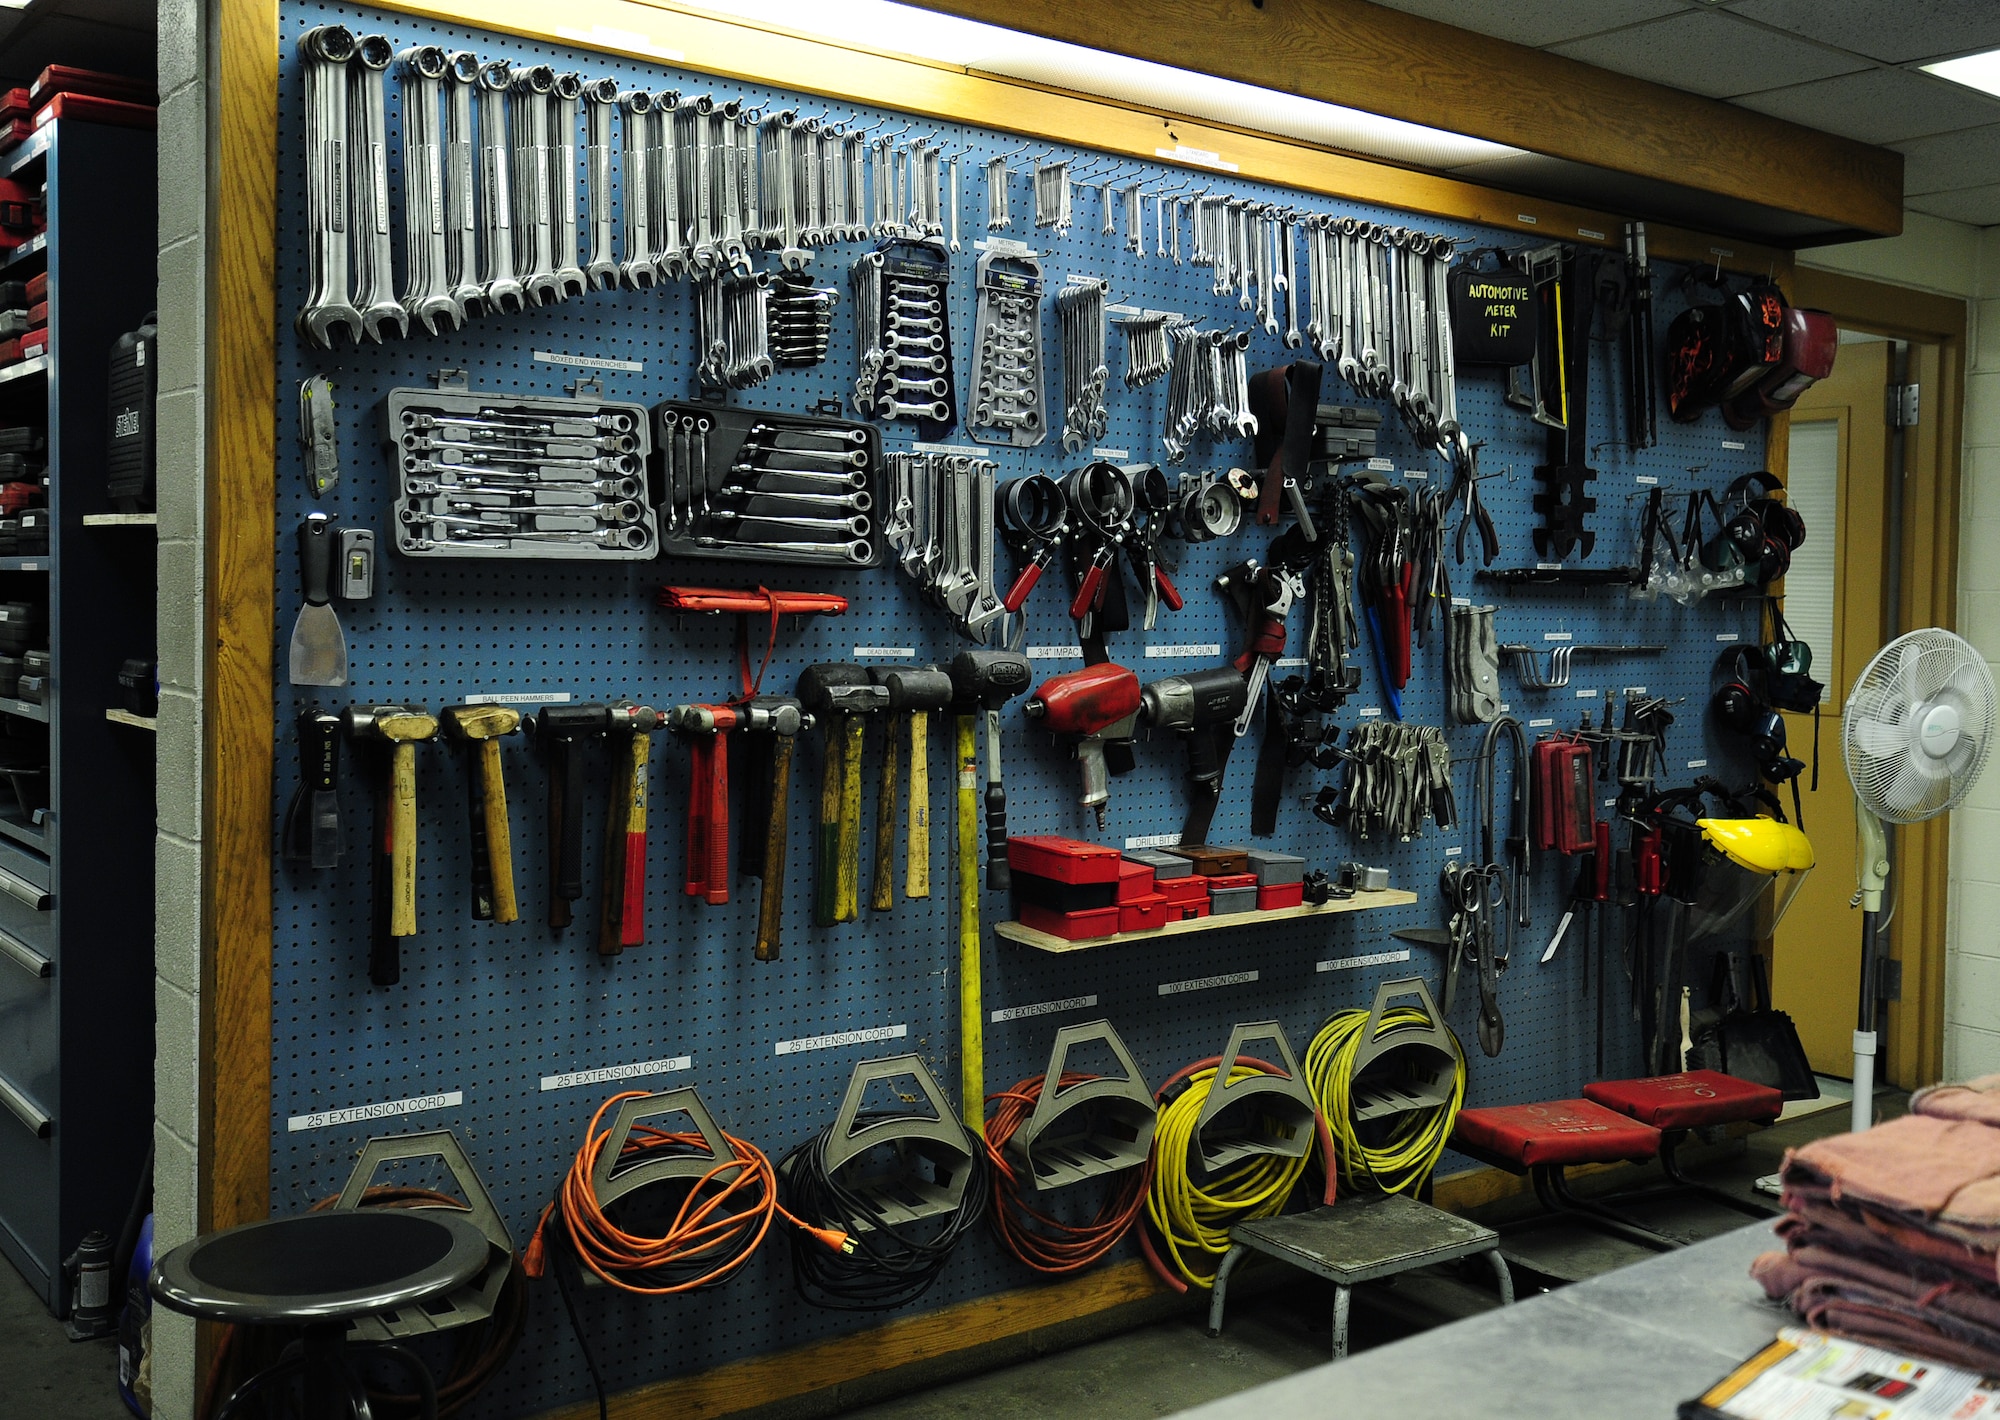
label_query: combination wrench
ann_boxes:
[475,60,527,313]
[394,45,458,335]
[581,78,620,289]
[296,25,365,349]
[348,34,407,342]
[441,51,485,320]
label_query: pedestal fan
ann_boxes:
[1842,628,1996,1131]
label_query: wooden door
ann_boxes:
[1769,338,1890,1076]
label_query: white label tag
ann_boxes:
[1717,633,1739,642]
[1155,144,1238,172]
[540,1057,691,1092]
[1367,457,1394,472]
[1275,656,1309,667]
[1451,597,1471,607]
[1144,643,1222,658]
[1025,645,1083,660]
[288,1091,464,1133]
[1687,759,1709,769]
[1125,832,1181,850]
[775,1023,908,1056]
[911,442,989,456]
[1359,706,1383,718]
[991,994,1099,1024]
[1529,717,1554,728]
[1545,632,1573,642]
[1722,440,1747,451]
[978,238,1034,258]
[853,647,916,659]
[468,691,569,706]
[1577,227,1606,241]
[1404,469,1428,481]
[1537,562,1563,571]
[532,349,643,372]
[1445,846,1463,857]
[1577,688,1597,698]
[1159,970,1258,996]
[1636,475,1658,485]
[1318,949,1410,972]
[1092,448,1131,460]
[1517,213,1539,225]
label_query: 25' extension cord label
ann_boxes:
[287,1090,463,1132]
[540,1057,691,1092]
[775,1023,908,1056]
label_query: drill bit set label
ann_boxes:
[653,402,882,568]
[386,380,659,558]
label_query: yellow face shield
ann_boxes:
[1683,817,1815,940]
[1697,817,1816,875]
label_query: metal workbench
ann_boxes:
[1177,1220,1787,1419]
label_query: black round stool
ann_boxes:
[150,1208,490,1420]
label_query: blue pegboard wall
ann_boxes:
[270,5,1772,1413]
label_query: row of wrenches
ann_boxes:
[297,25,970,347]
[882,452,1005,643]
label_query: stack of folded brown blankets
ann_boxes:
[1753,1076,2000,1373]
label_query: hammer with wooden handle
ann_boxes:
[342,705,438,985]
[737,696,808,962]
[440,704,522,924]
[598,701,661,955]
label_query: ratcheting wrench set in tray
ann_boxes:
[386,376,659,559]
[653,402,883,568]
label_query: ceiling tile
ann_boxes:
[1733,68,2000,144]
[1894,124,2000,194]
[1358,0,1686,50]
[1550,11,1871,99]
[1728,0,2000,65]
[1903,182,2000,225]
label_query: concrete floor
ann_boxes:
[0,1086,1879,1420]
[836,1087,1885,1420]
[0,1262,126,1418]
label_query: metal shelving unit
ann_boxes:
[0,115,156,1318]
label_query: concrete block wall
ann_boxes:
[1799,215,1999,1087]
[152,0,207,1414]
[1944,226,2000,1080]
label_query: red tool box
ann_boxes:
[1257,881,1305,911]
[1116,859,1155,902]
[1018,902,1121,942]
[30,65,154,108]
[1117,895,1169,932]
[1006,835,1122,884]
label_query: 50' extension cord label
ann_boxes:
[991,994,1099,1024]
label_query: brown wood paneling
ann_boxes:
[204,0,279,1237]
[898,0,1902,236]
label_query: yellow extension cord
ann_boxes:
[1146,1064,1311,1289]
[1304,1007,1467,1197]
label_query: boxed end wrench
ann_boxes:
[384,373,659,561]
[651,400,882,570]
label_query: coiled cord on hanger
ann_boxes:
[199,1187,526,1420]
[524,1091,849,1297]
[780,1113,990,1311]
[982,1072,1150,1275]
[1141,1058,1322,1292]
[1304,1008,1466,1197]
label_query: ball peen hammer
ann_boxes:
[667,702,738,908]
[342,705,439,985]
[870,666,953,910]
[440,703,522,924]
[529,703,612,931]
[598,702,661,955]
[736,695,810,961]
[949,650,1032,890]
[797,664,888,927]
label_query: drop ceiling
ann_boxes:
[1370,0,2000,227]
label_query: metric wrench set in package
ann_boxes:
[653,402,882,568]
[966,248,1046,447]
[385,376,657,559]
[851,239,958,436]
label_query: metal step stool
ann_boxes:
[1206,1191,1514,1358]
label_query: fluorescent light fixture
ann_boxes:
[0,1,35,10]
[1922,47,2000,98]
[675,0,1526,171]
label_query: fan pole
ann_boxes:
[1852,805,1891,1134]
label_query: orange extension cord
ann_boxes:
[982,1072,1151,1275]
[525,1090,849,1295]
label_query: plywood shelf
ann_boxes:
[994,889,1419,954]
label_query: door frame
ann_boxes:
[1779,266,1968,1090]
